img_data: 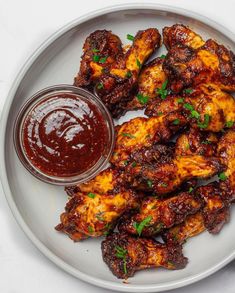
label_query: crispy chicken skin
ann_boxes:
[145,84,235,132]
[124,154,223,194]
[111,114,187,168]
[127,57,167,109]
[118,192,202,237]
[96,28,161,117]
[74,30,123,88]
[217,130,235,200]
[55,169,140,241]
[163,24,205,50]
[163,39,235,93]
[101,232,188,279]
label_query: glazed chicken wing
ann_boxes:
[124,154,223,194]
[163,24,205,50]
[127,57,167,109]
[74,30,123,88]
[96,28,161,117]
[163,39,235,93]
[118,191,202,237]
[111,113,187,168]
[145,84,235,132]
[102,232,187,279]
[55,169,140,241]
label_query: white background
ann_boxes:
[0,0,235,292]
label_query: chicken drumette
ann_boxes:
[101,232,187,279]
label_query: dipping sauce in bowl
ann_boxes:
[14,85,115,185]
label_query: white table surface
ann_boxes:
[0,0,234,292]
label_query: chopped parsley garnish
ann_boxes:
[127,34,134,41]
[136,58,142,68]
[188,187,194,193]
[132,162,137,167]
[115,246,128,274]
[147,180,153,188]
[197,114,210,129]
[123,160,128,166]
[177,98,184,104]
[92,48,100,53]
[99,56,108,64]
[225,121,234,128]
[186,143,190,150]
[156,80,169,100]
[97,82,104,89]
[92,55,100,62]
[184,88,193,94]
[161,182,168,187]
[202,140,211,145]
[173,119,180,125]
[218,172,227,181]
[157,111,163,116]
[191,110,200,119]
[154,222,164,233]
[160,54,166,59]
[125,71,132,78]
[87,192,96,199]
[96,212,105,221]
[183,103,194,111]
[133,216,152,236]
[136,93,149,105]
[88,226,94,233]
[121,132,136,138]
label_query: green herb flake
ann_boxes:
[156,80,169,100]
[127,34,135,41]
[121,133,136,139]
[161,182,168,187]
[123,160,128,166]
[173,119,180,125]
[154,222,164,233]
[136,93,149,105]
[97,82,104,90]
[87,192,96,199]
[147,180,153,188]
[225,121,234,128]
[184,88,193,94]
[92,55,100,62]
[115,246,128,274]
[218,172,227,181]
[88,226,94,233]
[191,110,200,119]
[160,54,166,59]
[125,71,132,78]
[197,114,210,129]
[186,143,190,150]
[99,56,108,64]
[157,111,163,116]
[177,98,184,104]
[202,140,211,145]
[136,58,142,68]
[96,212,104,222]
[133,215,152,236]
[183,103,194,111]
[132,162,137,167]
[188,187,194,193]
[92,48,100,53]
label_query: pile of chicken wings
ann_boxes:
[56,24,235,279]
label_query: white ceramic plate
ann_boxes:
[1,3,235,292]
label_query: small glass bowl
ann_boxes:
[13,85,115,186]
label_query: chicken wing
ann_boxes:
[111,113,187,168]
[93,29,161,117]
[145,84,235,132]
[101,232,187,279]
[163,40,235,93]
[126,57,167,109]
[74,30,123,88]
[163,24,205,50]
[118,191,202,237]
[55,168,140,241]
[124,154,223,194]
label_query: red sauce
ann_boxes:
[22,94,108,177]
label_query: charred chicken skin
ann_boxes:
[74,30,123,88]
[55,169,140,241]
[102,232,187,279]
[118,191,202,237]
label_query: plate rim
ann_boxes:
[1,3,235,292]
